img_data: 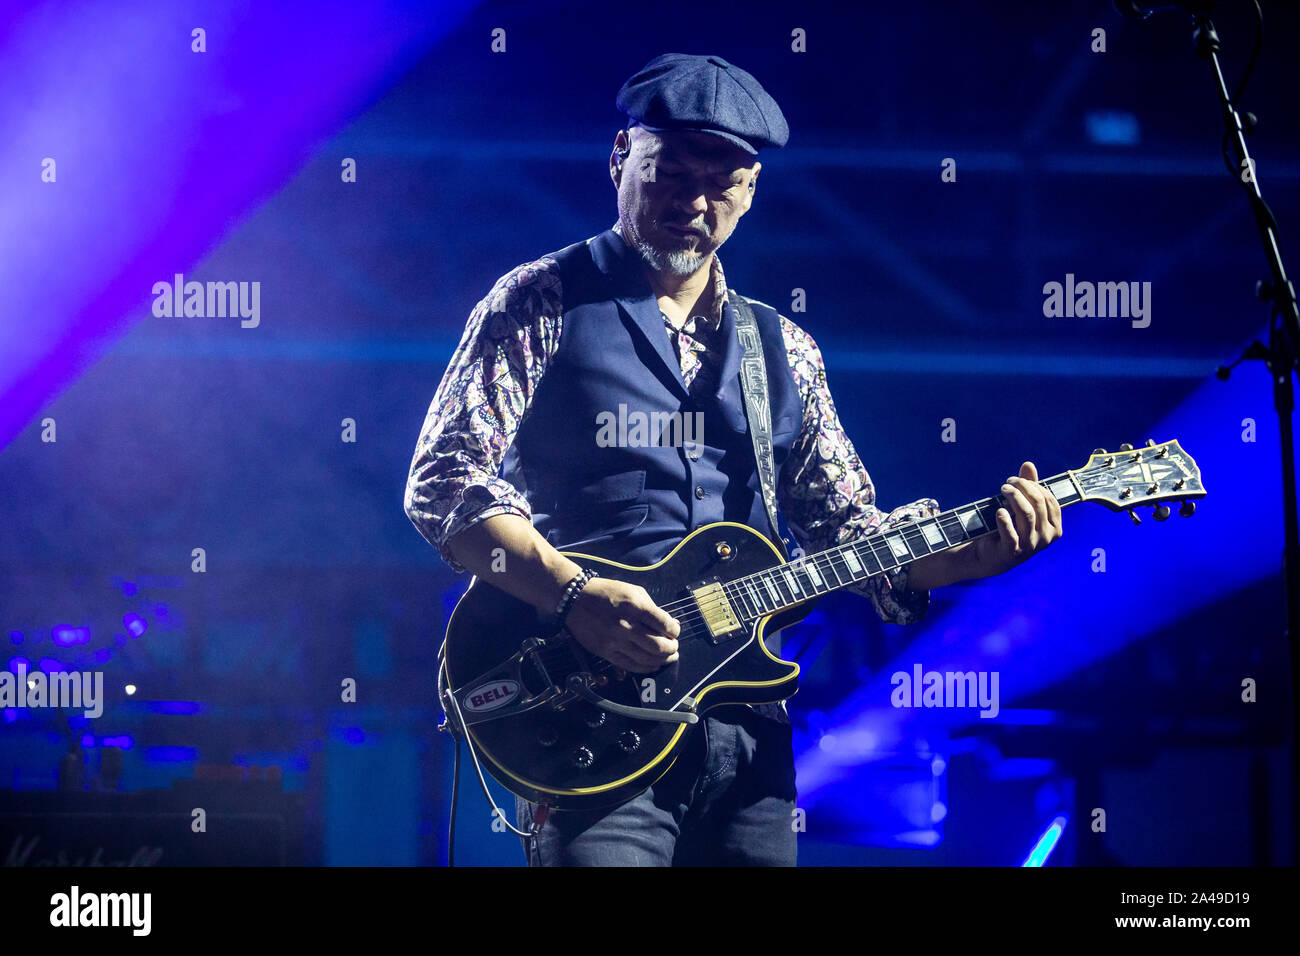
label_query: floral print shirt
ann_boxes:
[405,222,939,625]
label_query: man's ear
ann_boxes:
[611,130,631,186]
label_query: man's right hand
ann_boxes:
[564,577,681,674]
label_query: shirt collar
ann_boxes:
[612,220,727,331]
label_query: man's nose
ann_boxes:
[674,190,709,217]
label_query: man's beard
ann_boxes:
[621,203,717,277]
[631,237,706,277]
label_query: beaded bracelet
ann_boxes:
[553,567,598,630]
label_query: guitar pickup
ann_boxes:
[691,581,742,643]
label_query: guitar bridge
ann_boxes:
[691,581,742,643]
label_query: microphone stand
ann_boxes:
[1184,8,1300,865]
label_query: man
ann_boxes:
[405,53,1062,866]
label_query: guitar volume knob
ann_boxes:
[537,725,559,747]
[571,746,594,769]
[617,730,641,753]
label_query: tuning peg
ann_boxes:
[1092,447,1107,455]
[1145,439,1156,447]
[1179,500,1196,518]
[1153,504,1171,521]
[1119,443,1133,451]
[1128,509,1141,526]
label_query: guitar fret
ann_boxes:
[703,471,1082,627]
[1045,477,1079,506]
[933,515,955,547]
[864,535,893,571]
[785,564,806,595]
[897,523,931,558]
[959,506,986,536]
[825,550,851,587]
[978,498,1002,529]
[782,567,805,601]
[855,541,883,575]
[730,581,755,619]
[938,513,967,542]
[770,570,795,606]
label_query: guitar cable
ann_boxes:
[438,650,540,867]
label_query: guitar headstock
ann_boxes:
[1070,439,1205,523]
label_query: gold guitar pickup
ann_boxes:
[691,582,741,641]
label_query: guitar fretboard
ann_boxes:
[722,471,1082,619]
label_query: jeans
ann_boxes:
[515,704,797,866]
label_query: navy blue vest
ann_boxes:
[499,227,803,565]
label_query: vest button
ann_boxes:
[695,485,707,499]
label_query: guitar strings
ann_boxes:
[500,497,1028,689]
[531,473,1089,671]
[525,545,885,682]
[653,504,1004,619]
[656,542,888,617]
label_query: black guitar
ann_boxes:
[438,440,1205,811]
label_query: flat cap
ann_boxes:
[616,53,789,155]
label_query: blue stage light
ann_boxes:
[1023,815,1069,867]
[1085,110,1139,146]
[145,746,197,763]
[52,626,78,646]
[147,701,202,715]
[798,363,1264,803]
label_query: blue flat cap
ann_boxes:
[616,53,789,155]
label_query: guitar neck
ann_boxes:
[727,470,1083,618]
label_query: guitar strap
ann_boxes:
[729,290,797,562]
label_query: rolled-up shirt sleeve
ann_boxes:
[776,316,940,625]
[404,258,563,572]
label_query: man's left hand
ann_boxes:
[968,461,1063,578]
